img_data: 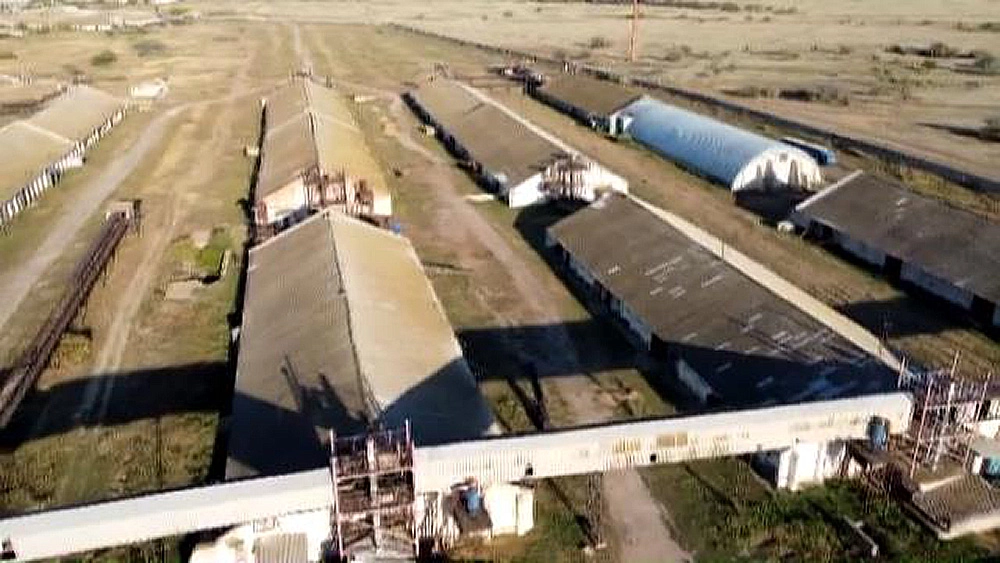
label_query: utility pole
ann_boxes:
[627,0,640,62]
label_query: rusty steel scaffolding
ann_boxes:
[329,423,417,560]
[897,355,994,478]
[0,206,138,428]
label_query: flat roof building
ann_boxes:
[792,172,1000,328]
[405,79,627,207]
[255,79,392,238]
[227,210,497,480]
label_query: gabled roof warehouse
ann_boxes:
[794,173,1000,318]
[535,74,643,117]
[0,121,73,201]
[227,211,497,479]
[548,195,895,408]
[257,79,391,215]
[408,80,566,188]
[26,85,122,142]
[617,97,822,192]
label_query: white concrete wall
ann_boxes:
[483,483,534,536]
[189,509,331,563]
[775,440,846,490]
[507,174,545,208]
[900,262,975,309]
[733,149,823,192]
[263,178,308,226]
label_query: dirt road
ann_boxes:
[0,106,185,335]
[376,90,690,563]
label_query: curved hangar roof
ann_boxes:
[620,98,822,192]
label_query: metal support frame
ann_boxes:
[328,422,416,560]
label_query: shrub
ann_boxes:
[90,50,117,66]
[588,35,612,49]
[0,50,15,60]
[972,51,999,73]
[983,116,1000,141]
[133,39,167,57]
[502,10,513,18]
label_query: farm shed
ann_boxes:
[405,79,627,207]
[546,194,896,490]
[0,80,65,115]
[254,78,391,238]
[227,210,498,480]
[0,85,123,227]
[529,73,642,135]
[26,85,125,152]
[792,172,1000,328]
[614,97,823,192]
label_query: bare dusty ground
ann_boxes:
[0,21,290,522]
[302,23,688,561]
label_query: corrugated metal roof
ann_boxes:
[0,469,332,562]
[410,80,566,187]
[620,97,817,190]
[228,213,366,480]
[329,211,497,444]
[538,74,642,116]
[258,80,390,214]
[256,111,316,198]
[26,85,121,142]
[229,211,496,479]
[0,120,73,200]
[548,195,895,408]
[795,173,1000,304]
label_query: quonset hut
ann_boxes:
[613,97,822,192]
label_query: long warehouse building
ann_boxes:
[793,172,1000,328]
[224,209,533,558]
[530,73,822,193]
[0,84,125,227]
[254,78,392,238]
[405,79,627,207]
[546,194,897,490]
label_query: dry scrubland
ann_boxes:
[0,23,291,559]
[199,0,1000,179]
[0,4,997,559]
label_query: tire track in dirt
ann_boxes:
[82,24,279,422]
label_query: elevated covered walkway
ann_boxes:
[0,392,911,562]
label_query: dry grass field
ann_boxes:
[198,0,1000,180]
[0,19,291,542]
[0,3,998,560]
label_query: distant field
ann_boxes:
[194,0,1000,179]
